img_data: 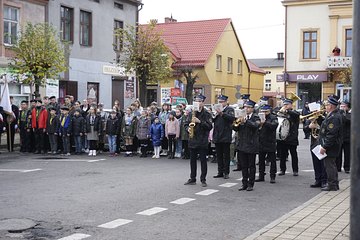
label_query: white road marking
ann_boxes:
[87,159,107,163]
[302,169,314,172]
[0,168,42,173]
[219,183,238,188]
[98,218,133,229]
[195,189,219,196]
[170,198,196,205]
[236,178,243,181]
[57,233,91,240]
[32,159,106,163]
[136,207,168,216]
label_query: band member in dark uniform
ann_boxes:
[336,100,351,173]
[319,95,343,191]
[234,99,260,191]
[278,98,300,176]
[233,93,250,172]
[308,110,327,188]
[213,95,235,179]
[256,104,278,183]
[184,94,213,187]
[18,100,31,153]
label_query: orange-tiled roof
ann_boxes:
[154,18,232,67]
[248,60,266,74]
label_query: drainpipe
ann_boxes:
[135,1,143,100]
[284,5,288,98]
[350,1,359,239]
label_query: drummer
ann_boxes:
[278,98,300,176]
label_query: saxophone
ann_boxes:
[188,112,197,139]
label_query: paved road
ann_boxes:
[0,132,350,240]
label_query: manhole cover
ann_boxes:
[36,157,67,160]
[0,218,36,232]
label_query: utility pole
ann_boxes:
[350,0,359,239]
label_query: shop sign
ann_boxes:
[161,88,171,105]
[170,88,181,97]
[287,72,328,82]
[171,97,188,105]
[102,65,126,76]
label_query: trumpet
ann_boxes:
[188,114,197,139]
[233,116,245,127]
[300,110,325,121]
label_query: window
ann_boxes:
[80,10,92,46]
[265,79,271,91]
[3,6,19,45]
[216,55,222,71]
[215,88,224,100]
[345,29,352,57]
[227,57,233,73]
[113,20,124,51]
[60,6,73,42]
[303,31,317,59]
[237,60,243,74]
[114,2,124,9]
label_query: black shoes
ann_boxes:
[310,182,322,188]
[201,181,207,187]
[293,172,299,176]
[270,178,276,184]
[233,168,242,172]
[213,174,224,178]
[224,174,229,179]
[278,171,285,176]
[246,186,253,191]
[321,186,338,191]
[255,178,265,182]
[238,185,248,191]
[184,179,196,185]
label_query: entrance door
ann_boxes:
[112,79,124,109]
[147,89,157,105]
[298,82,322,109]
[59,80,78,104]
[337,86,352,102]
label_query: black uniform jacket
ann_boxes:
[72,115,85,136]
[185,108,213,149]
[319,109,343,158]
[233,113,260,154]
[283,110,300,146]
[46,115,59,134]
[213,106,235,144]
[340,110,350,143]
[259,113,278,152]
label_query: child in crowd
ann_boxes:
[72,109,85,155]
[122,107,137,157]
[150,116,164,158]
[46,107,59,154]
[165,111,179,159]
[136,110,151,157]
[106,110,120,156]
[86,106,101,156]
[59,106,72,156]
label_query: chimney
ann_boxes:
[277,52,284,60]
[165,16,177,23]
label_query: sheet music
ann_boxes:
[235,109,246,118]
[312,145,327,160]
[193,102,200,112]
[308,102,321,112]
[258,112,266,122]
[213,103,223,112]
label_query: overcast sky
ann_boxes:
[139,0,285,59]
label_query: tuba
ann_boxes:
[289,92,301,103]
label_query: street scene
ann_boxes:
[0,0,357,239]
[0,133,351,240]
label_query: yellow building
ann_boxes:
[283,0,353,108]
[150,18,263,105]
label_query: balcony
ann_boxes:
[327,56,352,69]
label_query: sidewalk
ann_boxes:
[244,179,350,240]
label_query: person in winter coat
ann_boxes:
[165,111,180,159]
[180,107,191,159]
[59,106,72,156]
[121,107,137,157]
[46,107,60,154]
[85,106,102,156]
[32,99,48,154]
[136,110,151,157]
[257,105,279,183]
[174,109,183,158]
[106,110,120,156]
[72,109,85,155]
[150,116,164,158]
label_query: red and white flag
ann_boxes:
[0,76,15,118]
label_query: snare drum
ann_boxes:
[276,117,290,140]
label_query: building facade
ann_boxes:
[249,53,285,106]
[153,18,263,105]
[47,0,142,108]
[0,0,48,105]
[283,0,353,109]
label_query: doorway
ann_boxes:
[112,78,125,109]
[297,82,322,109]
